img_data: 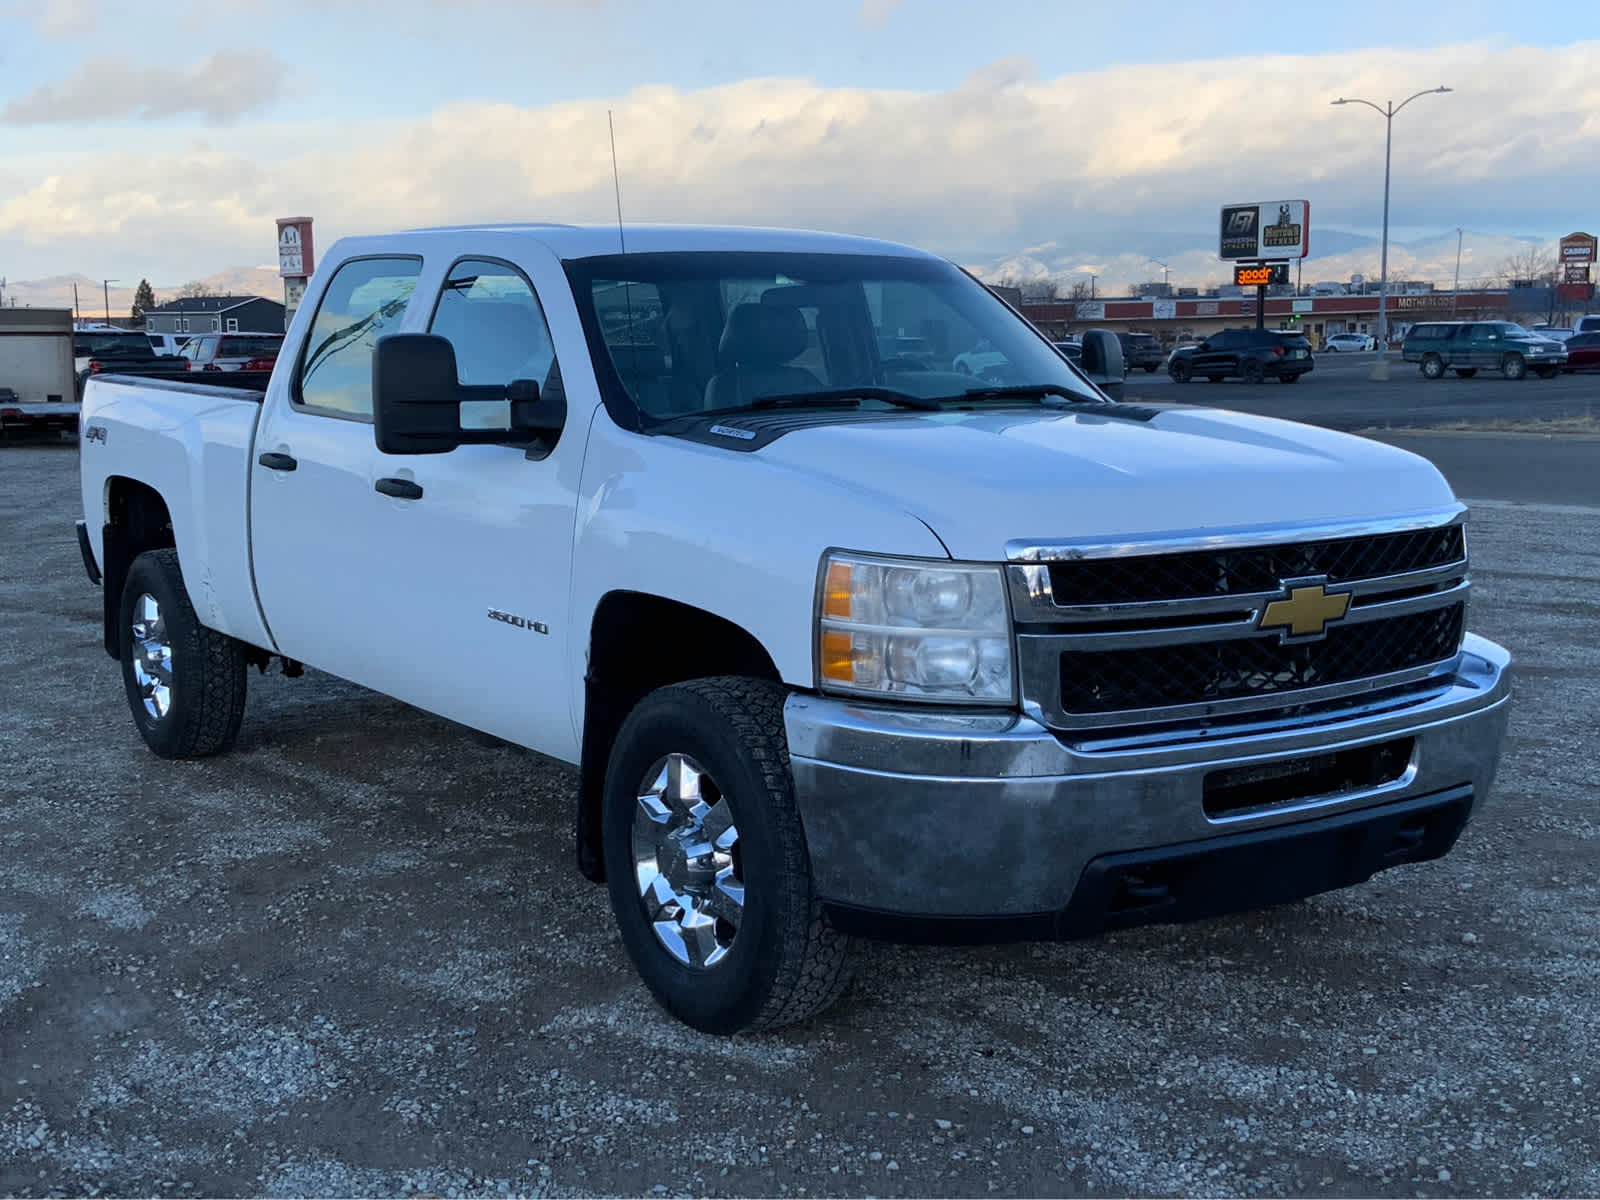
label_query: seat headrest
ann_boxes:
[719,303,808,368]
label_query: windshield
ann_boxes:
[566,251,1104,422]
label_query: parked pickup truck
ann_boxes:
[76,223,1512,1034]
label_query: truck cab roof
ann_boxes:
[368,223,941,262]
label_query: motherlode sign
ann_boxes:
[1219,201,1311,260]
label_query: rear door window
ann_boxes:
[296,257,422,418]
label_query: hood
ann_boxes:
[753,406,1457,560]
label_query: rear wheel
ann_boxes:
[1242,359,1265,384]
[1536,366,1561,379]
[1453,368,1478,378]
[119,549,248,758]
[1420,353,1445,380]
[1277,372,1301,384]
[602,677,853,1034]
[1502,353,1526,380]
[1143,364,1158,373]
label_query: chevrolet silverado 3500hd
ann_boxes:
[76,223,1511,1033]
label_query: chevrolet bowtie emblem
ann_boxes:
[1258,580,1352,640]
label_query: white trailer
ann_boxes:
[0,308,77,435]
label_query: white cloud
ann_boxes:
[859,0,905,29]
[5,0,97,37]
[2,51,285,124]
[1,40,1597,282]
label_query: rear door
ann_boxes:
[249,255,426,685]
[1193,331,1233,375]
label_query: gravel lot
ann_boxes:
[2,438,1597,1198]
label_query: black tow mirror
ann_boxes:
[373,333,566,456]
[1078,329,1125,401]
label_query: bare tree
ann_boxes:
[1498,244,1560,288]
[1066,279,1093,301]
[176,280,217,299]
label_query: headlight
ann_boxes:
[816,551,1014,704]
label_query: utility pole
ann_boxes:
[102,279,118,323]
[73,282,80,323]
[1451,227,1463,317]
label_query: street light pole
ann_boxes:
[102,279,119,323]
[1148,258,1171,292]
[1087,273,1097,300]
[1331,86,1452,353]
[1452,227,1463,317]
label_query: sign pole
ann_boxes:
[1256,283,1267,330]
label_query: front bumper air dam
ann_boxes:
[784,633,1510,935]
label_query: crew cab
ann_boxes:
[76,223,1511,1034]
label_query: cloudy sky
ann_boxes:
[1,0,1598,295]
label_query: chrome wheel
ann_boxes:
[129,592,172,720]
[632,753,744,968]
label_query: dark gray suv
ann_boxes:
[1166,328,1315,384]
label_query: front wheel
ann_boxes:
[602,677,853,1034]
[1169,359,1191,383]
[119,548,248,758]
[1420,353,1445,380]
[1502,353,1526,380]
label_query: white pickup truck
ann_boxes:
[76,223,1511,1034]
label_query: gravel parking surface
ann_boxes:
[2,440,1597,1197]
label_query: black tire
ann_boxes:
[1536,366,1560,379]
[1502,353,1526,380]
[602,677,853,1034]
[1169,359,1191,383]
[1454,368,1478,378]
[1242,359,1265,384]
[1205,375,1224,383]
[1277,372,1301,384]
[1143,364,1158,373]
[119,548,248,758]
[1420,353,1445,380]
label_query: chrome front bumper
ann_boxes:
[784,634,1511,924]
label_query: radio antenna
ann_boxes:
[608,109,627,254]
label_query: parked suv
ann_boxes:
[1116,331,1164,372]
[1402,322,1567,380]
[179,332,286,372]
[1166,327,1314,384]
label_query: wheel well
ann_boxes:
[99,478,175,659]
[575,591,782,883]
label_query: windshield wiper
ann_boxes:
[752,387,942,411]
[934,384,1109,407]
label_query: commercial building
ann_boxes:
[1018,287,1594,346]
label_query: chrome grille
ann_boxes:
[1008,508,1469,731]
[1045,524,1464,607]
